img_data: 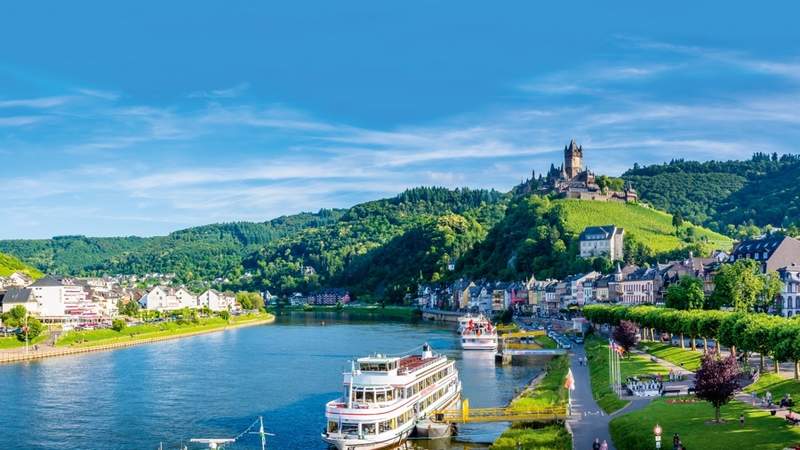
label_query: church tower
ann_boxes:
[564,139,583,179]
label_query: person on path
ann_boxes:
[592,438,601,450]
[673,433,681,450]
[600,439,608,450]
[767,391,773,406]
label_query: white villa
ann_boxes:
[197,289,236,312]
[139,286,197,312]
[579,225,624,261]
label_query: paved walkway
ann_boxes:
[567,345,653,450]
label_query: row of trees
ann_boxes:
[583,304,800,378]
[665,260,782,313]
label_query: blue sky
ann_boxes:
[2,1,800,238]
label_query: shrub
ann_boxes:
[111,319,126,332]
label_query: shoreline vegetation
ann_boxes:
[491,356,572,450]
[0,312,274,364]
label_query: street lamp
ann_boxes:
[653,424,662,449]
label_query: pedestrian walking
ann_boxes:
[592,437,601,450]
[600,439,608,450]
[739,414,745,426]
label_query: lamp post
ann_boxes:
[654,424,662,449]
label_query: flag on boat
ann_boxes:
[564,368,575,391]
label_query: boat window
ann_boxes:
[328,421,339,433]
[376,391,386,402]
[341,423,359,434]
[355,390,364,401]
[365,391,374,402]
[387,389,394,401]
[362,423,376,435]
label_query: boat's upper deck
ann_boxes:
[396,354,446,375]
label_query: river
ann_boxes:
[0,312,547,450]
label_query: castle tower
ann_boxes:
[564,139,583,179]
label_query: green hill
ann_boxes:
[0,251,43,278]
[556,199,732,253]
[458,196,733,281]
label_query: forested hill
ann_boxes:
[622,152,800,236]
[234,187,508,301]
[0,210,345,282]
[0,251,43,278]
[0,187,507,296]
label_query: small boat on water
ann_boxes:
[459,315,498,351]
[321,343,461,450]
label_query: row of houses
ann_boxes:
[419,233,800,318]
[0,274,247,323]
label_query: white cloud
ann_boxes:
[188,82,251,99]
[0,96,73,109]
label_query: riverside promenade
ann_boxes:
[0,314,274,364]
[567,344,652,450]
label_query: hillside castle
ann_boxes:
[517,140,638,203]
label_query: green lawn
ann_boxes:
[510,355,569,411]
[639,342,702,372]
[56,313,272,348]
[535,335,558,349]
[744,372,800,400]
[0,332,48,349]
[556,199,733,254]
[494,357,571,450]
[586,337,670,413]
[491,424,572,450]
[610,398,800,450]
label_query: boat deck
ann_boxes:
[398,355,443,374]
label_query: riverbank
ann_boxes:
[491,356,572,450]
[0,313,274,364]
[269,304,420,321]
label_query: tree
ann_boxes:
[118,299,140,317]
[757,271,783,313]
[236,291,264,310]
[694,351,740,423]
[2,304,28,327]
[613,320,638,354]
[711,260,765,312]
[111,319,127,332]
[17,315,44,342]
[672,212,684,230]
[665,276,705,310]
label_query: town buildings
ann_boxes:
[730,234,800,273]
[778,265,800,317]
[306,289,351,306]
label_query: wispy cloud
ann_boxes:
[0,95,72,109]
[188,82,251,99]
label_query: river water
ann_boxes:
[0,313,547,450]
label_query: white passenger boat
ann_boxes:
[322,343,461,450]
[459,315,498,351]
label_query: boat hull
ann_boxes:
[322,428,412,450]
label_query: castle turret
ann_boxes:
[564,139,583,179]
